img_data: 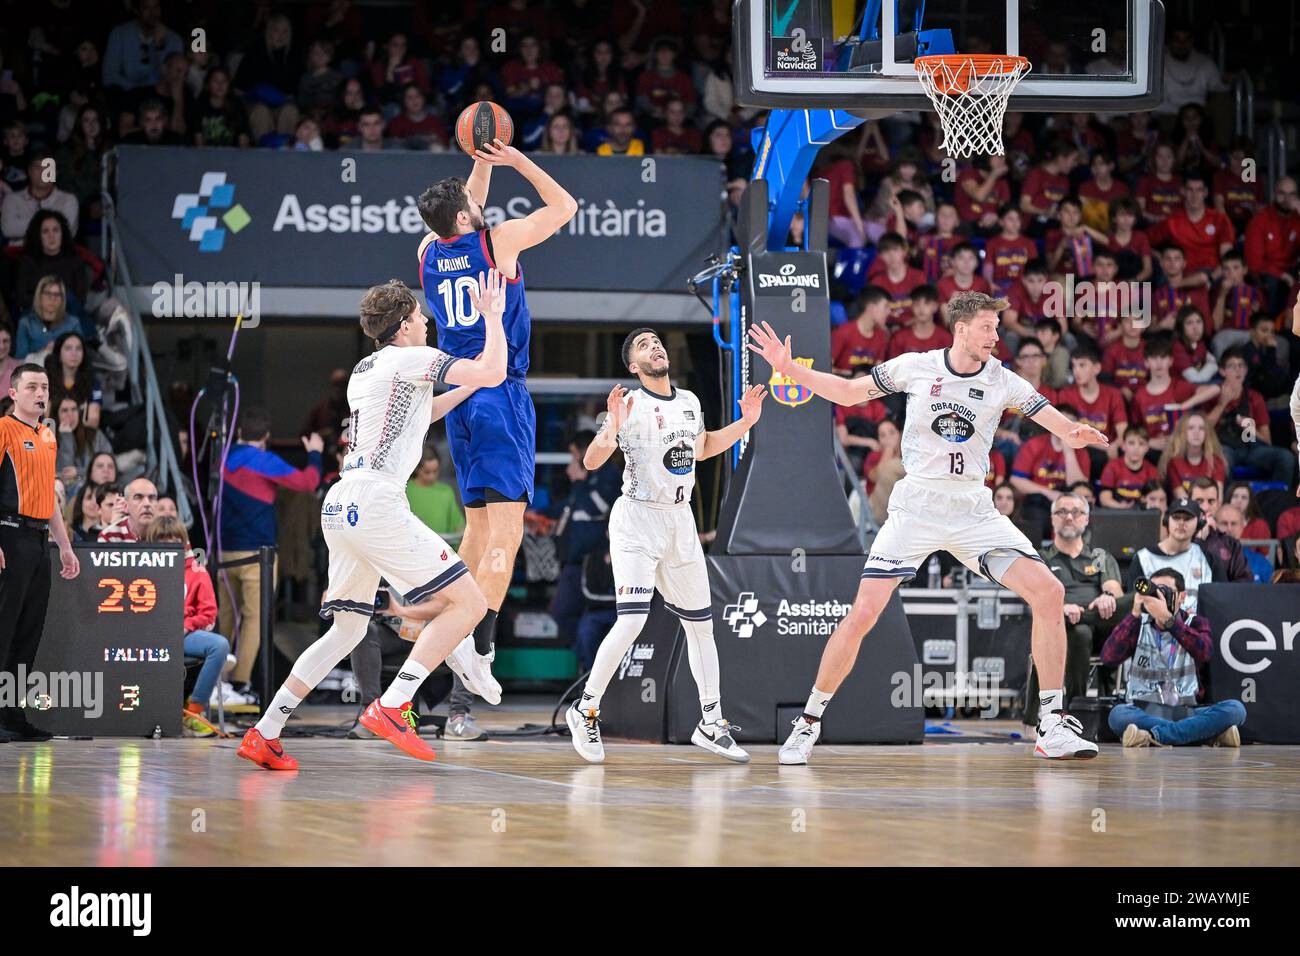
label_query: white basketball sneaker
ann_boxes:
[444,636,502,705]
[692,719,750,763]
[1034,712,1100,759]
[566,701,604,763]
[778,716,822,765]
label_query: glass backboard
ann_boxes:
[735,0,1164,113]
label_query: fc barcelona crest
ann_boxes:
[769,357,815,407]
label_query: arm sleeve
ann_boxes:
[1100,612,1140,664]
[248,447,323,493]
[394,346,461,384]
[185,572,219,633]
[1171,612,1214,663]
[868,351,918,396]
[1003,368,1051,418]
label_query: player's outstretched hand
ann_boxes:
[473,139,525,168]
[605,384,632,434]
[746,321,793,376]
[468,269,507,323]
[302,432,325,454]
[1064,423,1109,449]
[738,384,766,425]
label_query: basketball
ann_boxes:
[455,101,514,156]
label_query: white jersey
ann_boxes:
[602,384,706,507]
[869,348,1049,482]
[338,344,459,485]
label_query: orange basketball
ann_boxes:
[455,101,514,157]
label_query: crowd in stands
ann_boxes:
[820,21,1300,582]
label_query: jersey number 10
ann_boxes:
[436,278,483,328]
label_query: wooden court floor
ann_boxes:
[2,704,1298,867]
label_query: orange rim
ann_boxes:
[915,54,1030,95]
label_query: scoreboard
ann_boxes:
[30,543,185,737]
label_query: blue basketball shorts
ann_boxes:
[445,377,536,505]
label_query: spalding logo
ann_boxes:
[768,356,815,407]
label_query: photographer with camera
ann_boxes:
[1102,568,1245,747]
[1024,492,1133,725]
[1130,498,1215,612]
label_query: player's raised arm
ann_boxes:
[1029,403,1110,449]
[746,321,885,407]
[585,385,632,470]
[442,270,507,388]
[475,141,578,259]
[466,156,492,207]
[697,386,766,460]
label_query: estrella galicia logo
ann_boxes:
[663,441,694,475]
[171,172,252,252]
[347,503,359,526]
[931,410,975,443]
[769,356,815,407]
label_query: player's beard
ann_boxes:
[469,209,486,231]
[642,360,669,379]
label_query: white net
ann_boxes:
[915,55,1031,159]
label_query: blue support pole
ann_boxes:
[750,108,866,251]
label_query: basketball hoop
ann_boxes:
[915,54,1031,158]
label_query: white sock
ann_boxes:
[1039,689,1064,720]
[380,660,431,708]
[254,687,302,740]
[580,613,649,712]
[804,687,833,720]
[700,698,723,724]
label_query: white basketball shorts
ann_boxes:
[319,475,470,618]
[862,474,1042,585]
[608,497,712,622]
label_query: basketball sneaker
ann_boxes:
[778,716,822,765]
[358,700,437,761]
[692,719,750,762]
[236,728,299,770]
[1122,723,1161,748]
[182,703,217,738]
[565,701,604,763]
[1034,712,1099,759]
[444,713,487,741]
[445,636,502,705]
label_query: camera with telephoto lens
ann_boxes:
[1133,576,1178,619]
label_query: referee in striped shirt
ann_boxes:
[0,364,80,742]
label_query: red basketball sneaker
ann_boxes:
[237,728,299,770]
[358,700,437,761]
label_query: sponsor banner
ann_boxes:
[33,544,185,737]
[115,146,724,292]
[1203,583,1300,743]
[600,555,923,744]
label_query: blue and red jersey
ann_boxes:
[220,444,322,551]
[421,229,532,378]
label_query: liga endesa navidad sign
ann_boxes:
[114,146,725,292]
